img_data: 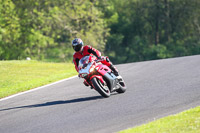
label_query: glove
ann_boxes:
[97,56,102,60]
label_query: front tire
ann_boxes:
[91,77,110,98]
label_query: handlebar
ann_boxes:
[94,59,103,63]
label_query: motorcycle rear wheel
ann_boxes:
[116,80,126,93]
[91,77,110,98]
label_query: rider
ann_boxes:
[72,38,119,86]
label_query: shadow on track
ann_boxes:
[0,95,103,112]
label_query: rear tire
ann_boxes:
[91,77,110,98]
[116,80,126,93]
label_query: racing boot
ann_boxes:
[110,64,123,81]
[110,64,119,76]
[83,80,89,87]
[84,80,93,89]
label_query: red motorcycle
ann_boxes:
[78,55,126,98]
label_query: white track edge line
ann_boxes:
[0,75,78,102]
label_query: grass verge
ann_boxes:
[0,60,77,99]
[120,106,200,133]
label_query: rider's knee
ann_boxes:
[105,56,110,62]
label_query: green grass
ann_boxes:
[0,60,77,98]
[120,106,200,133]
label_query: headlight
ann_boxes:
[89,67,95,73]
[81,73,88,77]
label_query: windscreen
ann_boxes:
[79,56,90,69]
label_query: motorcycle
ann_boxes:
[78,55,126,98]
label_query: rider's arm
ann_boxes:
[87,46,101,58]
[73,56,79,72]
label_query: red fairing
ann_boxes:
[89,63,111,83]
[96,64,111,76]
[100,57,112,67]
[73,45,101,72]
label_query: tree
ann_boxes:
[0,0,109,61]
[0,0,200,62]
[104,0,200,63]
[0,0,21,59]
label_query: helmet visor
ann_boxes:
[73,44,82,52]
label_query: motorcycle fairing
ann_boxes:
[103,73,120,92]
[95,64,111,76]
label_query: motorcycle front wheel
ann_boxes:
[91,77,110,98]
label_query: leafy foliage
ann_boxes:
[0,0,200,63]
[104,0,200,63]
[0,0,108,61]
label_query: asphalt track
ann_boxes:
[0,55,200,133]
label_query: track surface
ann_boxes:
[0,55,200,133]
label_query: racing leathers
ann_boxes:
[73,45,119,86]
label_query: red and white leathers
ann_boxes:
[73,45,119,87]
[73,45,113,72]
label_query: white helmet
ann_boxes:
[72,38,84,52]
